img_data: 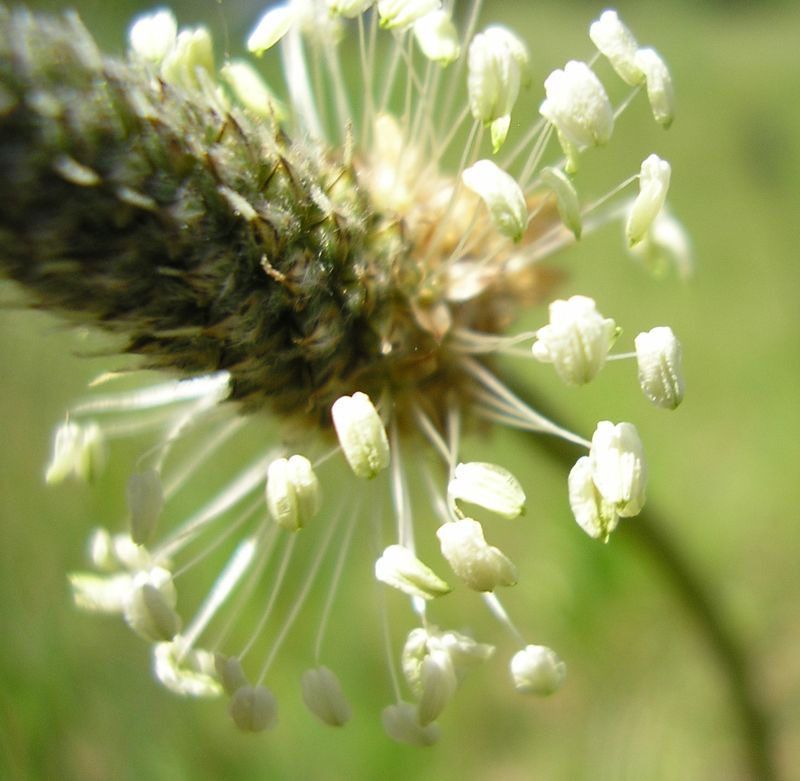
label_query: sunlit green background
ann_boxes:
[1,1,799,779]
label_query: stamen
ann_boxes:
[209,524,280,652]
[70,373,230,416]
[181,535,260,653]
[281,25,322,138]
[156,453,273,559]
[257,506,344,683]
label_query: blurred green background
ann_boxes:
[1,1,799,779]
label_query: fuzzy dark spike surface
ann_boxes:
[0,6,444,426]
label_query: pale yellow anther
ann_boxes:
[467,26,530,152]
[301,666,352,726]
[589,10,644,86]
[247,5,294,55]
[531,295,617,385]
[129,9,177,63]
[266,455,322,531]
[635,48,675,128]
[510,645,566,696]
[377,0,441,31]
[461,160,527,242]
[436,518,517,592]
[626,154,671,248]
[228,685,278,732]
[568,455,619,541]
[382,701,441,746]
[589,421,647,518]
[123,566,181,642]
[413,9,460,66]
[154,638,222,698]
[540,61,613,153]
[541,166,582,239]
[160,27,215,90]
[635,326,685,410]
[331,392,390,479]
[448,461,526,520]
[45,420,106,484]
[375,544,451,600]
[221,61,287,120]
[327,0,373,17]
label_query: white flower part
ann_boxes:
[331,392,390,479]
[635,326,685,410]
[69,572,134,614]
[382,701,440,747]
[461,160,527,242]
[292,0,345,45]
[87,528,155,573]
[214,654,249,696]
[401,628,433,694]
[400,629,458,725]
[45,420,106,484]
[221,61,287,120]
[301,666,352,726]
[448,461,526,520]
[111,533,154,572]
[366,113,422,213]
[590,421,647,517]
[153,638,223,698]
[540,166,582,239]
[160,27,214,91]
[88,528,117,571]
[629,209,692,280]
[436,630,495,670]
[377,0,441,31]
[531,295,617,386]
[402,627,493,698]
[265,455,322,531]
[436,518,517,592]
[540,61,614,152]
[589,10,644,87]
[123,566,181,642]
[247,4,294,55]
[635,48,675,128]
[416,649,458,725]
[413,10,460,66]
[626,154,671,248]
[467,26,530,152]
[129,9,178,63]
[126,469,164,546]
[510,645,566,696]
[228,685,278,732]
[327,0,373,17]
[375,544,452,600]
[567,455,619,541]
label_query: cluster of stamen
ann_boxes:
[47,2,689,745]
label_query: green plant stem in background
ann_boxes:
[509,379,780,781]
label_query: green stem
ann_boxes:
[508,382,780,781]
